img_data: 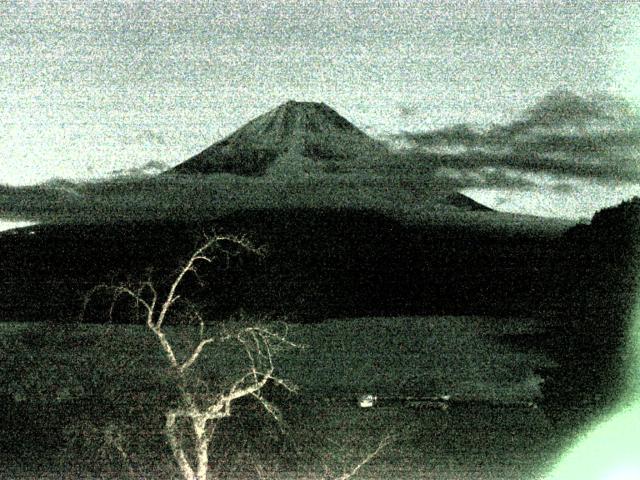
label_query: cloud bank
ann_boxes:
[394,90,640,187]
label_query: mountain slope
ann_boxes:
[444,192,494,212]
[166,101,388,176]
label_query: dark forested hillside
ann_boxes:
[0,207,561,324]
[537,197,640,421]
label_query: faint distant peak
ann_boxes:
[444,192,494,212]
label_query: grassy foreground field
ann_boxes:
[0,317,567,479]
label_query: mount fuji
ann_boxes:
[166,100,388,176]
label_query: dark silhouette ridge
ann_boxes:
[0,207,556,324]
[528,197,640,425]
[444,192,494,212]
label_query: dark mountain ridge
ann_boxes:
[525,197,640,422]
[0,206,558,324]
[444,192,494,212]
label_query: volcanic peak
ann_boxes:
[167,100,384,175]
[217,100,370,149]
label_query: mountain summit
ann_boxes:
[167,101,387,176]
[217,100,371,147]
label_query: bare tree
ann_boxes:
[83,234,299,480]
[83,234,388,480]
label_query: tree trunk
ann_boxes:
[193,416,211,480]
[166,412,196,480]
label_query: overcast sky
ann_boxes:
[0,0,639,218]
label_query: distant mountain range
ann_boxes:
[166,100,389,176]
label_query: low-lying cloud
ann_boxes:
[109,160,170,178]
[393,89,640,187]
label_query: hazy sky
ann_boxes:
[0,0,639,217]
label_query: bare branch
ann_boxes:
[173,297,206,334]
[179,337,216,373]
[268,375,299,394]
[227,367,274,400]
[250,391,283,423]
[334,435,393,480]
[149,326,179,369]
[140,280,158,326]
[81,283,153,324]
[155,234,259,329]
[238,334,258,383]
[155,237,218,329]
